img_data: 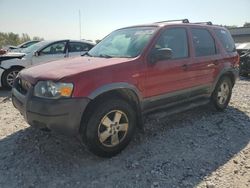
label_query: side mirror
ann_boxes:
[149,48,172,64]
[33,51,39,57]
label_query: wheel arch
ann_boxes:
[213,68,238,91]
[1,65,25,87]
[8,65,25,70]
[80,83,144,134]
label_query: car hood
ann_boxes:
[3,52,26,57]
[19,56,134,84]
[0,52,26,61]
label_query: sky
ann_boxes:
[0,0,250,41]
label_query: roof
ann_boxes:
[119,19,226,31]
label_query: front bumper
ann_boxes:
[12,85,90,136]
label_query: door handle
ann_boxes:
[214,60,219,65]
[182,64,188,70]
[208,60,219,67]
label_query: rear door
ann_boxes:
[31,41,67,65]
[187,27,220,90]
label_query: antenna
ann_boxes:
[79,10,82,40]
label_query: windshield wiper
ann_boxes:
[99,54,113,58]
[82,52,92,57]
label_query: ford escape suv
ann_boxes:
[12,19,239,157]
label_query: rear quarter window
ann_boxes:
[214,29,236,53]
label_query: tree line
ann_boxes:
[0,32,43,48]
[1,22,250,48]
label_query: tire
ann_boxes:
[211,76,232,111]
[82,98,136,157]
[2,68,22,89]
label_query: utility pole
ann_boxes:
[79,10,82,40]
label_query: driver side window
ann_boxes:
[40,42,66,55]
[154,28,189,59]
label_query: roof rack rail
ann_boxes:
[194,21,213,25]
[155,19,189,24]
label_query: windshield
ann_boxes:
[88,27,157,58]
[21,41,51,54]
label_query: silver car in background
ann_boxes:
[0,39,95,89]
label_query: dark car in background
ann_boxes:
[236,42,250,77]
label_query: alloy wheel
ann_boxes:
[217,81,230,105]
[6,70,19,87]
[98,110,129,147]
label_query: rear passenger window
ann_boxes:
[69,42,91,52]
[191,28,216,57]
[154,28,189,59]
[214,29,236,52]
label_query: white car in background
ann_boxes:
[0,40,95,89]
[7,40,41,52]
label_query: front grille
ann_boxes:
[14,77,31,94]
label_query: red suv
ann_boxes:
[12,19,239,157]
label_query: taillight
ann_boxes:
[236,53,240,64]
[233,54,240,68]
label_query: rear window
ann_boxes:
[214,29,236,53]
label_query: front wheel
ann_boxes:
[2,68,22,89]
[211,76,232,111]
[82,98,136,157]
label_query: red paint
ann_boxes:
[19,23,239,99]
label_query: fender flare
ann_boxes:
[212,67,239,91]
[87,82,144,128]
[88,82,143,102]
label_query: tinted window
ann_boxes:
[191,28,216,57]
[40,41,66,55]
[214,29,236,52]
[154,28,188,59]
[69,42,92,52]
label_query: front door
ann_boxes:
[32,41,67,65]
[145,27,192,99]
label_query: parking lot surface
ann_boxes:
[0,79,249,188]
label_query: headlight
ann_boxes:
[34,81,73,99]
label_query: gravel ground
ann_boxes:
[0,78,249,188]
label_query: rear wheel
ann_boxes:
[2,68,22,89]
[212,76,232,111]
[82,98,136,157]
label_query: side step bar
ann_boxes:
[144,98,210,117]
